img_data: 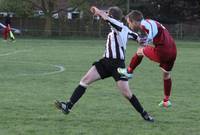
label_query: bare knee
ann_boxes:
[119,86,136,100]
[136,47,144,56]
[163,71,171,80]
[117,81,132,99]
[122,89,132,99]
[160,67,171,80]
[80,75,91,87]
[121,92,131,99]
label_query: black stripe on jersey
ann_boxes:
[121,47,125,59]
[108,36,113,58]
[128,32,138,40]
[106,20,122,31]
[114,32,120,59]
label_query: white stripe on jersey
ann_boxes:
[0,23,6,28]
[141,19,158,44]
[104,17,137,60]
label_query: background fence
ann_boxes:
[2,17,200,40]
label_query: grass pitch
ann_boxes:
[0,39,199,135]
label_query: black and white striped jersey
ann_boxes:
[104,17,138,60]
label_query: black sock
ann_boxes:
[67,85,86,109]
[129,94,144,114]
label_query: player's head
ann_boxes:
[107,6,123,21]
[126,10,144,30]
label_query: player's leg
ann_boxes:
[3,27,9,40]
[143,46,175,107]
[128,53,144,73]
[118,46,160,79]
[158,46,176,108]
[116,80,154,122]
[125,45,161,77]
[118,47,144,79]
[158,67,173,107]
[7,24,15,41]
[55,66,101,114]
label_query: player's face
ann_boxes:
[127,18,138,30]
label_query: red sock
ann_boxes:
[128,53,143,73]
[3,28,9,40]
[163,79,172,102]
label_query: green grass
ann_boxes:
[0,39,199,135]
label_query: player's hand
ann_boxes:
[90,6,98,15]
[90,6,108,20]
[137,36,147,46]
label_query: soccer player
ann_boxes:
[3,14,15,41]
[55,6,154,122]
[118,10,177,107]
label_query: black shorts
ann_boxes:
[93,58,128,82]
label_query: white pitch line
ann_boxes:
[0,50,65,76]
[38,65,65,76]
[0,50,30,57]
[19,64,65,76]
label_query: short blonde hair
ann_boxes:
[126,10,143,22]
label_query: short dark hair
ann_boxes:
[108,6,123,20]
[126,10,143,22]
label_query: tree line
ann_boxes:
[0,0,199,36]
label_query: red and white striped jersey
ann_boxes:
[140,19,170,45]
[104,17,138,60]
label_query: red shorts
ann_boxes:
[3,27,10,40]
[143,44,177,71]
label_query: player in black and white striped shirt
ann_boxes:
[104,14,138,60]
[55,6,154,122]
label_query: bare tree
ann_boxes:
[27,0,59,36]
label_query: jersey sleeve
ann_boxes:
[141,21,153,44]
[127,29,138,40]
[106,17,123,31]
[0,23,6,28]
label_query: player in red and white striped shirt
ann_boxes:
[118,10,177,108]
[55,7,154,122]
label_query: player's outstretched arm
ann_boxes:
[90,6,124,32]
[0,23,6,28]
[90,6,108,20]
